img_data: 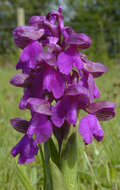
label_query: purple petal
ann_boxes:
[73,53,83,72]
[57,46,83,75]
[80,74,100,103]
[10,73,30,87]
[85,101,116,121]
[88,74,100,102]
[19,72,43,109]
[18,41,43,73]
[65,84,90,107]
[57,50,73,75]
[52,96,77,127]
[79,114,104,144]
[27,114,53,144]
[51,100,65,127]
[63,26,73,38]
[47,43,62,53]
[29,15,59,37]
[66,103,77,125]
[26,98,51,115]
[65,84,89,97]
[67,33,92,49]
[84,61,108,77]
[10,118,29,133]
[35,19,59,37]
[43,67,65,99]
[29,16,46,26]
[48,36,59,44]
[47,9,64,30]
[13,26,44,49]
[11,135,38,164]
[19,90,30,109]
[37,51,57,66]
[93,82,100,98]
[68,71,79,85]
[58,5,62,13]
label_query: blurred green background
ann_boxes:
[1,0,120,64]
[0,0,120,190]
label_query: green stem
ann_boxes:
[38,144,44,168]
[38,145,45,189]
[39,143,53,190]
[61,133,78,190]
[44,142,53,190]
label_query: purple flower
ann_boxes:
[29,16,46,26]
[26,97,51,115]
[66,33,92,49]
[79,114,104,145]
[52,84,89,127]
[27,113,53,144]
[37,51,57,66]
[11,135,38,164]
[79,73,100,103]
[10,73,30,88]
[52,96,78,127]
[10,118,29,133]
[57,46,83,75]
[42,66,65,99]
[85,101,116,121]
[19,65,65,110]
[19,72,43,109]
[29,12,61,47]
[16,41,43,73]
[13,26,44,49]
[47,7,64,31]
[84,61,108,77]
[10,6,116,164]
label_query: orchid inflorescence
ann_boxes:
[10,6,116,164]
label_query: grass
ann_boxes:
[0,61,120,190]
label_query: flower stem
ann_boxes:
[44,142,53,190]
[38,144,44,167]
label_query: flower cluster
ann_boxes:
[10,6,116,164]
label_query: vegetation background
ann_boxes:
[0,0,120,190]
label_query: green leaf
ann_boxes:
[30,168,37,186]
[16,164,35,190]
[48,138,59,167]
[44,142,53,190]
[61,133,78,190]
[50,159,68,190]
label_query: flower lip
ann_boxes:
[11,135,38,164]
[51,96,78,127]
[27,114,53,144]
[79,114,104,145]
[57,46,83,75]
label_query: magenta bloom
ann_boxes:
[79,114,104,145]
[10,6,116,164]
[11,135,38,164]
